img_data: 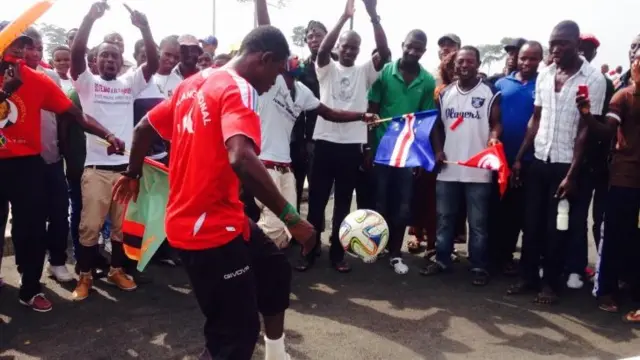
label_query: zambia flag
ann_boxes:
[123,158,169,271]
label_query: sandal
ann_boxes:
[331,260,351,274]
[533,287,558,305]
[622,309,640,323]
[471,270,490,286]
[294,256,314,272]
[390,257,409,275]
[407,238,426,254]
[597,296,619,313]
[419,261,448,276]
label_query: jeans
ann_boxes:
[593,186,640,297]
[306,140,362,263]
[435,181,491,270]
[0,200,8,270]
[374,165,413,258]
[44,160,70,266]
[0,156,47,301]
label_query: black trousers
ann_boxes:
[180,221,291,360]
[290,140,313,212]
[0,156,47,301]
[488,162,529,269]
[520,159,589,291]
[306,140,362,263]
[594,186,640,297]
[44,160,70,266]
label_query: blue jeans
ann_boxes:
[435,181,491,271]
[44,160,70,266]
[374,165,413,257]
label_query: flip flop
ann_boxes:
[623,310,640,323]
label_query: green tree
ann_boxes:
[37,22,68,59]
[291,25,306,48]
[478,37,550,73]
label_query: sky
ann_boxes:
[6,0,639,73]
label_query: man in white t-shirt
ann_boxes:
[256,63,376,249]
[69,1,159,300]
[297,0,391,273]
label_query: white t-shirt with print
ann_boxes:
[137,73,169,99]
[258,75,320,163]
[313,59,378,144]
[72,68,149,166]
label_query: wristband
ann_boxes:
[121,170,141,180]
[279,203,301,227]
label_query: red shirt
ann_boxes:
[147,68,261,250]
[0,63,73,158]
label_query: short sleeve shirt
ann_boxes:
[0,63,72,159]
[258,75,320,163]
[607,87,640,188]
[72,68,149,166]
[314,59,379,144]
[147,68,261,250]
[368,60,436,153]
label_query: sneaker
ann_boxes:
[72,272,93,301]
[107,267,137,291]
[48,265,74,282]
[390,257,409,275]
[19,293,53,312]
[567,273,584,289]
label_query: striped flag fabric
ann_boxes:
[374,110,438,171]
[122,158,169,271]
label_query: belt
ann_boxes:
[85,164,129,172]
[262,160,291,174]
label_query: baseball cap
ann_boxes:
[178,34,200,47]
[504,38,527,52]
[199,35,218,46]
[437,33,461,47]
[0,21,34,45]
[580,34,600,48]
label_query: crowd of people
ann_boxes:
[1,0,640,358]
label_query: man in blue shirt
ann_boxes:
[489,40,543,274]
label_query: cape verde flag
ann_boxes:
[374,110,437,171]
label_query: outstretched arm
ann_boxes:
[255,0,271,26]
[128,9,159,81]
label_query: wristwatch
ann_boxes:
[370,15,381,24]
[121,169,141,180]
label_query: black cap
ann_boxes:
[504,38,527,52]
[437,33,461,47]
[0,21,33,46]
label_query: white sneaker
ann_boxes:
[104,240,112,254]
[567,273,584,289]
[390,257,409,275]
[539,267,544,279]
[48,265,74,282]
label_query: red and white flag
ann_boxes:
[457,143,511,196]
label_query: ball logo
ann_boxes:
[477,154,500,170]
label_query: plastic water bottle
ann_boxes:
[556,199,570,231]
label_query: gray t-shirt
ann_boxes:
[39,67,62,164]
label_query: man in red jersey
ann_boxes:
[0,24,123,312]
[113,25,314,360]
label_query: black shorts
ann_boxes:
[178,220,291,360]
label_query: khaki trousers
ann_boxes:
[256,169,296,249]
[79,167,125,247]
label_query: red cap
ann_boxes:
[580,34,600,48]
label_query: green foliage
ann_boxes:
[37,22,68,59]
[291,25,306,48]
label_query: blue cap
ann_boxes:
[199,35,218,46]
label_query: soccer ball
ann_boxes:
[338,209,389,261]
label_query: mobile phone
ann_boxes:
[578,84,589,98]
[123,3,133,14]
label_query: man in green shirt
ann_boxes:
[368,29,436,275]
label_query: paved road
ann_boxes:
[1,201,640,359]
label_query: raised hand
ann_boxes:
[343,0,356,18]
[87,1,109,21]
[125,4,150,30]
[2,63,23,94]
[362,0,378,15]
